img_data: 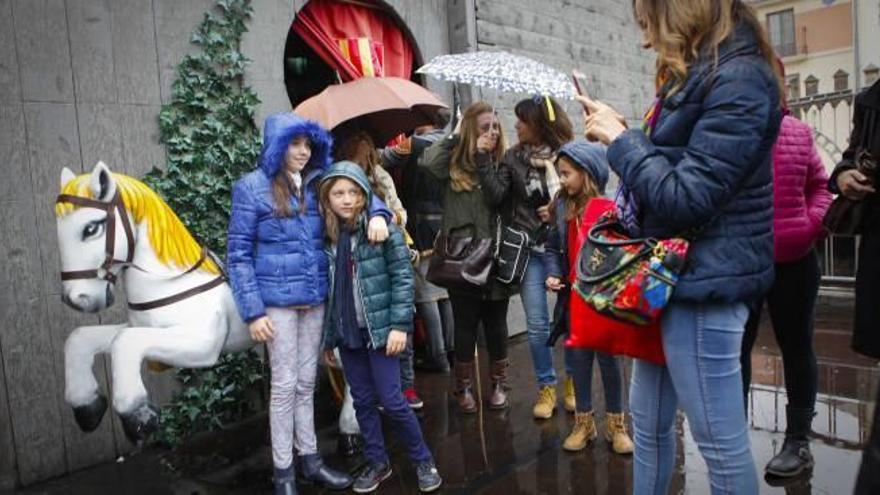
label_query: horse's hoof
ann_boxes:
[337,433,363,457]
[120,403,160,443]
[72,395,108,432]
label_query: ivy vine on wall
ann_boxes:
[143,0,265,448]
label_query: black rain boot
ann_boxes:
[273,464,297,495]
[765,405,815,477]
[300,453,353,490]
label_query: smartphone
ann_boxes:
[571,69,590,115]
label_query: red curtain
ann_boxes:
[292,0,414,81]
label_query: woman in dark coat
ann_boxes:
[577,1,783,492]
[834,79,880,494]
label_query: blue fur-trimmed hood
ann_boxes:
[258,113,333,178]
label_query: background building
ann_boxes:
[751,0,880,168]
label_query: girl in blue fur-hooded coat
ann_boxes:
[227,113,390,494]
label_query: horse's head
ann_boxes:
[56,162,132,312]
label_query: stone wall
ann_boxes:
[471,0,654,137]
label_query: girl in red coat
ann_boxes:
[544,140,634,454]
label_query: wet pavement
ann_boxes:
[13,297,878,494]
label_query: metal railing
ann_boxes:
[748,351,878,448]
[788,91,859,287]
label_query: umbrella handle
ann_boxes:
[449,83,461,132]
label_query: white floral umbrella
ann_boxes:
[416,51,575,99]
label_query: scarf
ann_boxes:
[333,225,363,349]
[522,144,560,203]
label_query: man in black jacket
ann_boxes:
[831,79,880,494]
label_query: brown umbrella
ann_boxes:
[293,77,448,145]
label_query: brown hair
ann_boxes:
[633,0,783,98]
[449,102,508,192]
[513,96,574,151]
[272,137,312,217]
[319,176,367,243]
[335,131,388,201]
[551,156,601,222]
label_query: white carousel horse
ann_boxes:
[56,162,255,442]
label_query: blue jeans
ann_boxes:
[399,334,415,390]
[339,347,433,466]
[521,251,571,386]
[568,348,623,414]
[630,302,757,495]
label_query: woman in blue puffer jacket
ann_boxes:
[227,113,389,495]
[577,1,783,493]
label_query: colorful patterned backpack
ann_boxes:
[574,211,690,326]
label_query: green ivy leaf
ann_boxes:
[145,0,265,449]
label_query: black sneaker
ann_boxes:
[352,462,392,493]
[416,461,442,492]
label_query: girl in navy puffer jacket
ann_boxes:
[227,113,390,495]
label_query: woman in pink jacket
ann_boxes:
[740,107,832,479]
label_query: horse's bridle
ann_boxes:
[55,191,226,311]
[56,191,134,284]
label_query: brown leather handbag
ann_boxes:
[426,230,494,291]
[824,149,878,235]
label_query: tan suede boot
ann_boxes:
[488,359,510,409]
[563,411,598,451]
[532,385,557,419]
[454,362,477,413]
[605,412,634,454]
[563,376,576,413]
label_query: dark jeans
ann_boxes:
[417,299,454,370]
[740,249,820,411]
[339,347,433,465]
[569,348,624,414]
[399,334,415,391]
[449,293,509,363]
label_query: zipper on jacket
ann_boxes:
[352,243,378,349]
[324,248,337,347]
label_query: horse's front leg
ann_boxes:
[109,314,226,442]
[64,323,127,432]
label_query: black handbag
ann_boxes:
[426,231,494,291]
[824,149,878,236]
[494,226,530,284]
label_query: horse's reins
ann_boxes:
[56,191,226,311]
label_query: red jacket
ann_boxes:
[565,198,665,364]
[772,115,833,263]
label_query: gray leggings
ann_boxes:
[265,305,325,469]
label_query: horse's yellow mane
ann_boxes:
[56,173,220,275]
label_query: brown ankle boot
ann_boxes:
[489,359,510,409]
[455,362,478,413]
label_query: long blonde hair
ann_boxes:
[450,102,507,192]
[335,131,388,201]
[319,176,366,243]
[633,0,783,97]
